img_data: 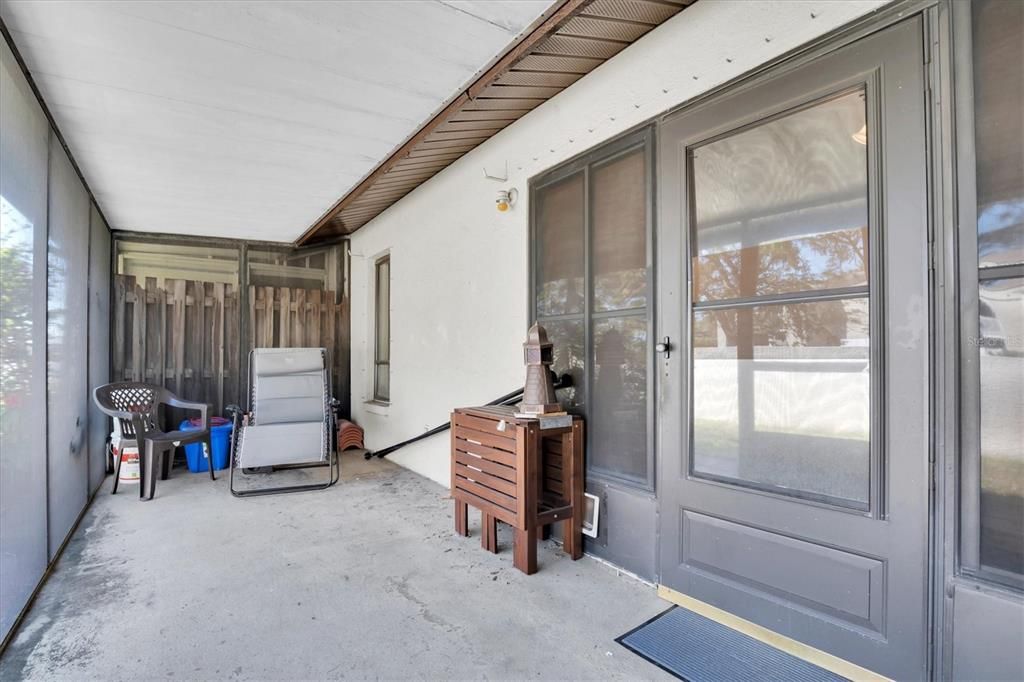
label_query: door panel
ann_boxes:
[680,510,885,632]
[657,18,928,680]
[951,586,1024,681]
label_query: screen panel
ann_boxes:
[46,137,91,558]
[535,173,585,317]
[88,205,111,494]
[532,134,653,489]
[0,36,50,642]
[689,89,873,509]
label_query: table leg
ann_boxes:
[513,526,537,575]
[563,425,584,560]
[454,499,468,537]
[481,513,498,553]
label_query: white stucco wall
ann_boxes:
[348,0,890,487]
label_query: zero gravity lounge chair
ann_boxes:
[227,348,340,497]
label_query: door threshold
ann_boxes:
[656,584,890,682]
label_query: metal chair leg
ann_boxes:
[230,447,339,498]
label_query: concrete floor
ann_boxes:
[0,452,671,680]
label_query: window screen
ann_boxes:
[689,89,872,508]
[532,130,652,488]
[965,0,1023,587]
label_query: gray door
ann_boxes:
[656,18,928,680]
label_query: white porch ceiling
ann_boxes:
[0,0,554,242]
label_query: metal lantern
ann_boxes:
[519,323,560,415]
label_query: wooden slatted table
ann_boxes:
[450,405,584,574]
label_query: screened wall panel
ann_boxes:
[531,128,655,578]
[88,205,111,494]
[536,174,585,317]
[978,279,1023,576]
[688,89,873,509]
[592,150,646,312]
[971,0,1023,270]
[962,0,1024,587]
[543,318,585,411]
[0,36,51,643]
[590,315,648,481]
[532,129,653,489]
[949,4,1024,679]
[46,138,91,559]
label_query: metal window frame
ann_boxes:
[373,253,391,404]
[952,0,1024,592]
[529,125,657,492]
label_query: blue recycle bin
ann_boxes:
[179,417,233,472]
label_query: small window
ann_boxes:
[373,255,390,403]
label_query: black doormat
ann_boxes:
[616,606,849,682]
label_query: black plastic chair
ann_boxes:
[92,382,213,500]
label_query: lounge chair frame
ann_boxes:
[227,348,339,497]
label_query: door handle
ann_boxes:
[655,336,672,359]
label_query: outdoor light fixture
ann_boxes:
[496,188,518,212]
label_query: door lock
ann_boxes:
[655,336,672,359]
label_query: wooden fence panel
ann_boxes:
[171,279,186,396]
[225,284,239,408]
[183,280,201,402]
[113,275,240,416]
[292,288,306,347]
[309,289,322,344]
[131,277,144,383]
[278,286,291,348]
[212,282,225,411]
[144,277,163,386]
[113,275,347,418]
[247,284,346,400]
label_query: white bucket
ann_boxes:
[117,446,140,484]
